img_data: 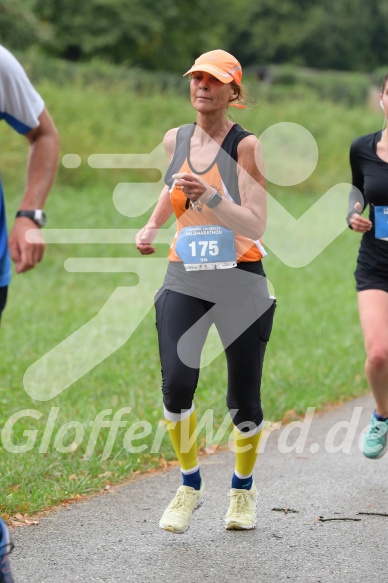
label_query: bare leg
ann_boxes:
[358,289,388,417]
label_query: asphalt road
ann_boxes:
[9,394,388,583]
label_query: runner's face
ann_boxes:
[190,72,235,113]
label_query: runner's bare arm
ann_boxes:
[135,129,177,255]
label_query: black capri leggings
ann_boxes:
[154,262,276,429]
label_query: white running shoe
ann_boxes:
[225,481,258,530]
[159,482,204,533]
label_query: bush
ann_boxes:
[16,50,185,96]
[254,64,371,106]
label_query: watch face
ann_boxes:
[208,192,222,208]
[34,210,47,227]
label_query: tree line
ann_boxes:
[1,0,388,73]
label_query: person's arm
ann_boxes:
[8,108,60,273]
[346,141,372,233]
[172,134,266,240]
[135,185,174,255]
[135,128,176,255]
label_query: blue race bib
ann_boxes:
[175,225,237,271]
[374,206,388,239]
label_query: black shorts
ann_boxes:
[0,286,8,320]
[354,267,388,292]
[355,236,388,292]
[154,261,276,429]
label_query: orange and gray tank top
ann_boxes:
[164,123,266,263]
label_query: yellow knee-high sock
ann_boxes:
[234,425,263,478]
[164,406,199,472]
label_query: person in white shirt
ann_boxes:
[0,45,59,583]
[0,44,59,319]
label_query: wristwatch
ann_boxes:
[16,209,47,227]
[206,191,223,208]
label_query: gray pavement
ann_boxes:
[9,395,388,583]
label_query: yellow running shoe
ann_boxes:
[225,482,258,530]
[159,482,204,533]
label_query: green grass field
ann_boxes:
[0,62,378,517]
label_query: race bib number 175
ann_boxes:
[175,225,237,271]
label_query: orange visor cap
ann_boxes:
[183,49,242,85]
